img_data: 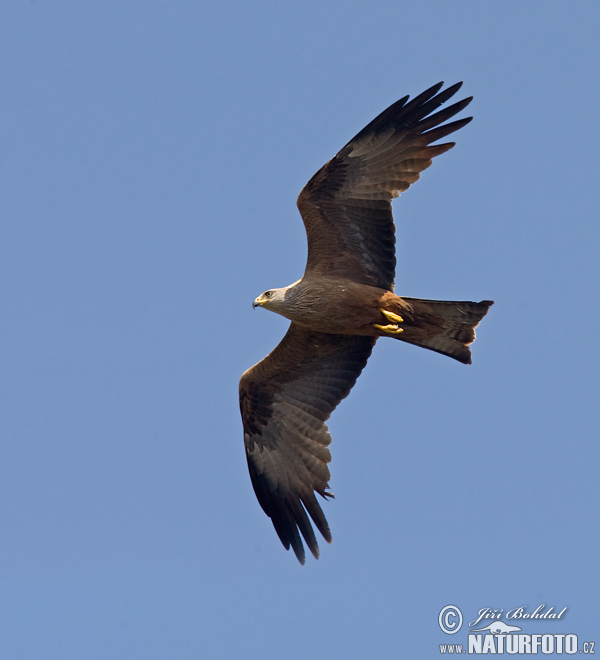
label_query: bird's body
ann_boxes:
[258,278,393,334]
[240,82,493,563]
[255,278,490,354]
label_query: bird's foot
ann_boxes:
[374,323,404,335]
[374,309,404,335]
[381,310,404,324]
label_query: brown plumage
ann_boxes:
[239,82,493,564]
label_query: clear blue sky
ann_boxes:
[2,2,599,658]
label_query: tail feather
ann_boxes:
[398,297,493,364]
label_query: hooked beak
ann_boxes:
[252,298,263,309]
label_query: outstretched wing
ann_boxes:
[297,81,473,291]
[240,324,376,564]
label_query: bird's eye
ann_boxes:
[264,291,272,298]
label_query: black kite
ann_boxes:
[239,82,492,564]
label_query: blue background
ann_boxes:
[1,2,598,657]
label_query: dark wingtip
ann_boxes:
[291,541,306,565]
[427,81,445,93]
[446,81,464,93]
[292,540,317,565]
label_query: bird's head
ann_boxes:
[252,288,286,311]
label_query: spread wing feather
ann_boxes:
[240,324,376,564]
[297,81,473,291]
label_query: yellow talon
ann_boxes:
[374,323,404,335]
[374,309,404,335]
[381,310,404,324]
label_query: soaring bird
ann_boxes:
[239,82,492,564]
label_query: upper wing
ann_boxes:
[297,81,473,291]
[240,323,376,564]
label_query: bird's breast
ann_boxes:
[284,280,388,335]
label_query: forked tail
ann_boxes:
[398,297,493,364]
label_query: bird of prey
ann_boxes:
[239,82,492,564]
